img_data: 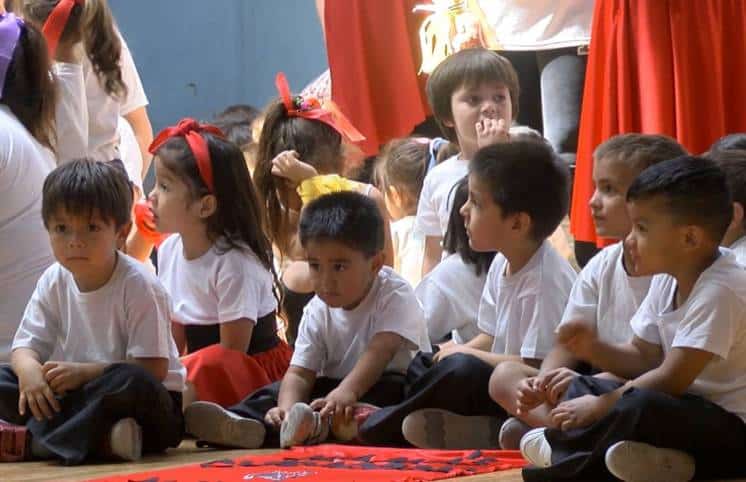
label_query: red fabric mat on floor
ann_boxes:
[89,444,526,482]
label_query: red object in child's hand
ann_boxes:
[134,200,169,247]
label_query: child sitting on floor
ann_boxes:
[707,148,746,264]
[184,192,430,449]
[0,160,185,465]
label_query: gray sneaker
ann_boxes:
[519,427,552,468]
[109,418,142,461]
[498,417,531,449]
[280,402,329,448]
[185,401,266,449]
[401,408,501,449]
[605,440,695,482]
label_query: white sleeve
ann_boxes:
[290,302,326,373]
[630,280,664,345]
[216,255,274,323]
[414,174,442,237]
[416,277,457,343]
[518,291,565,359]
[118,34,148,115]
[11,270,60,361]
[124,278,173,360]
[477,262,500,336]
[558,260,601,329]
[672,285,739,359]
[53,62,89,162]
[375,282,427,350]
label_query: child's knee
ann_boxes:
[488,360,527,403]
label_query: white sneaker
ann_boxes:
[109,418,142,461]
[185,401,266,449]
[498,417,532,450]
[280,403,328,448]
[519,427,552,468]
[605,440,695,482]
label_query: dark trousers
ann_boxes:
[359,353,507,447]
[524,376,746,481]
[0,363,184,465]
[229,372,407,447]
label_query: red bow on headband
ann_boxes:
[42,0,84,59]
[148,118,225,192]
[275,72,365,143]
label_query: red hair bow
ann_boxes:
[275,72,365,143]
[42,0,84,59]
[148,118,225,192]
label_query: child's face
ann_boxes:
[149,156,206,234]
[460,174,515,252]
[589,155,641,239]
[305,239,384,309]
[446,82,512,156]
[47,208,127,291]
[624,196,685,276]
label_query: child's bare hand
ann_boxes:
[537,367,579,405]
[516,376,546,415]
[271,151,318,186]
[42,361,92,395]
[476,118,510,148]
[549,394,613,431]
[265,407,286,428]
[18,367,60,421]
[432,344,471,363]
[310,387,357,421]
[557,320,598,362]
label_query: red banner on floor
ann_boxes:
[90,444,526,482]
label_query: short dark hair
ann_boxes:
[213,104,260,150]
[594,134,687,171]
[427,48,519,143]
[470,140,569,242]
[707,149,746,229]
[709,133,746,153]
[299,191,384,258]
[42,159,132,229]
[627,156,732,243]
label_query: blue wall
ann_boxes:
[110,0,328,131]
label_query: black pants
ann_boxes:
[359,353,506,447]
[229,372,407,447]
[0,363,184,465]
[523,376,746,481]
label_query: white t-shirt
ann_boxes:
[414,154,467,238]
[479,0,593,51]
[117,116,143,194]
[391,215,425,287]
[157,235,277,326]
[83,32,148,162]
[415,253,485,344]
[478,241,576,358]
[291,267,431,379]
[12,253,185,392]
[630,250,746,422]
[52,62,88,163]
[728,236,746,267]
[0,106,56,362]
[558,243,651,345]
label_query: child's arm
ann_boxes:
[171,321,187,355]
[433,332,536,368]
[41,357,170,396]
[11,348,61,421]
[367,186,395,267]
[421,235,443,277]
[219,318,255,352]
[266,365,317,428]
[123,106,154,178]
[311,332,404,420]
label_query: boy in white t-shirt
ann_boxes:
[416,48,519,276]
[0,160,185,465]
[185,192,430,449]
[521,156,746,482]
[361,140,576,449]
[708,149,746,265]
[490,134,687,448]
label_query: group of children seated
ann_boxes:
[2,4,746,481]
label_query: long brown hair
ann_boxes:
[253,98,343,254]
[2,20,57,150]
[23,0,126,97]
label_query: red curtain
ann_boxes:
[324,0,430,155]
[571,0,746,245]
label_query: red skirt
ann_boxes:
[181,342,292,407]
[571,0,746,245]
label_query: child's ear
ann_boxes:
[512,212,532,235]
[116,221,132,248]
[387,185,403,209]
[732,202,744,230]
[369,251,385,275]
[199,194,218,219]
[682,225,704,250]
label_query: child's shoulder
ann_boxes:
[424,153,464,180]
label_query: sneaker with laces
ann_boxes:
[401,408,502,449]
[519,427,552,468]
[605,440,695,482]
[0,420,29,462]
[109,418,142,461]
[185,401,266,449]
[330,403,378,442]
[280,402,329,448]
[498,417,531,450]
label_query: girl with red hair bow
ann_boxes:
[148,118,292,409]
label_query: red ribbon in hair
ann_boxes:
[42,0,84,59]
[275,72,365,143]
[148,118,225,192]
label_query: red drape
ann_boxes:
[324,0,430,155]
[571,0,746,245]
